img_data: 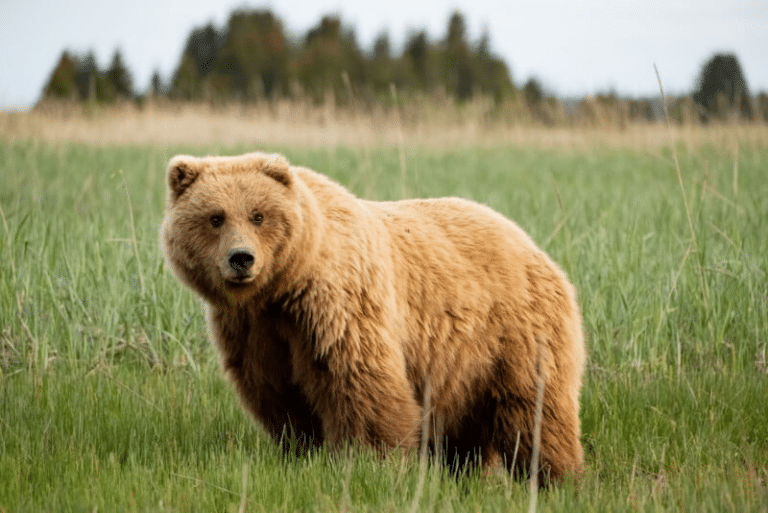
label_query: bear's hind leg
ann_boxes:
[492,394,583,485]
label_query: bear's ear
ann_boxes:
[167,156,200,202]
[261,157,293,187]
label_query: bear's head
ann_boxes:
[160,152,304,305]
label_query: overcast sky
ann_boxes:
[1,0,766,109]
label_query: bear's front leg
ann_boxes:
[209,306,323,452]
[297,342,423,451]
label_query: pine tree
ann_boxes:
[170,23,224,100]
[298,15,365,101]
[443,12,473,101]
[216,10,291,100]
[475,29,515,102]
[40,51,79,101]
[403,30,434,92]
[693,53,753,121]
[369,31,395,95]
[150,70,163,97]
[75,51,100,101]
[106,49,134,100]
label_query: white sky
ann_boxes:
[0,0,766,109]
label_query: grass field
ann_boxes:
[1,112,767,511]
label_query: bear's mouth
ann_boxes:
[226,277,253,288]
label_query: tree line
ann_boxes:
[39,8,768,123]
[41,10,512,106]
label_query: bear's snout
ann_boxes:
[227,248,255,275]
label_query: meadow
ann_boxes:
[1,108,767,511]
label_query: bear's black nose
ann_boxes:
[228,248,255,273]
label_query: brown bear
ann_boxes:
[160,152,585,483]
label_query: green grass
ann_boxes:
[1,137,767,511]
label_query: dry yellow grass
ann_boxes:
[2,102,767,151]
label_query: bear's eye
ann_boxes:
[209,214,225,228]
[251,212,264,226]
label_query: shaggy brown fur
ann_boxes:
[160,152,586,482]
